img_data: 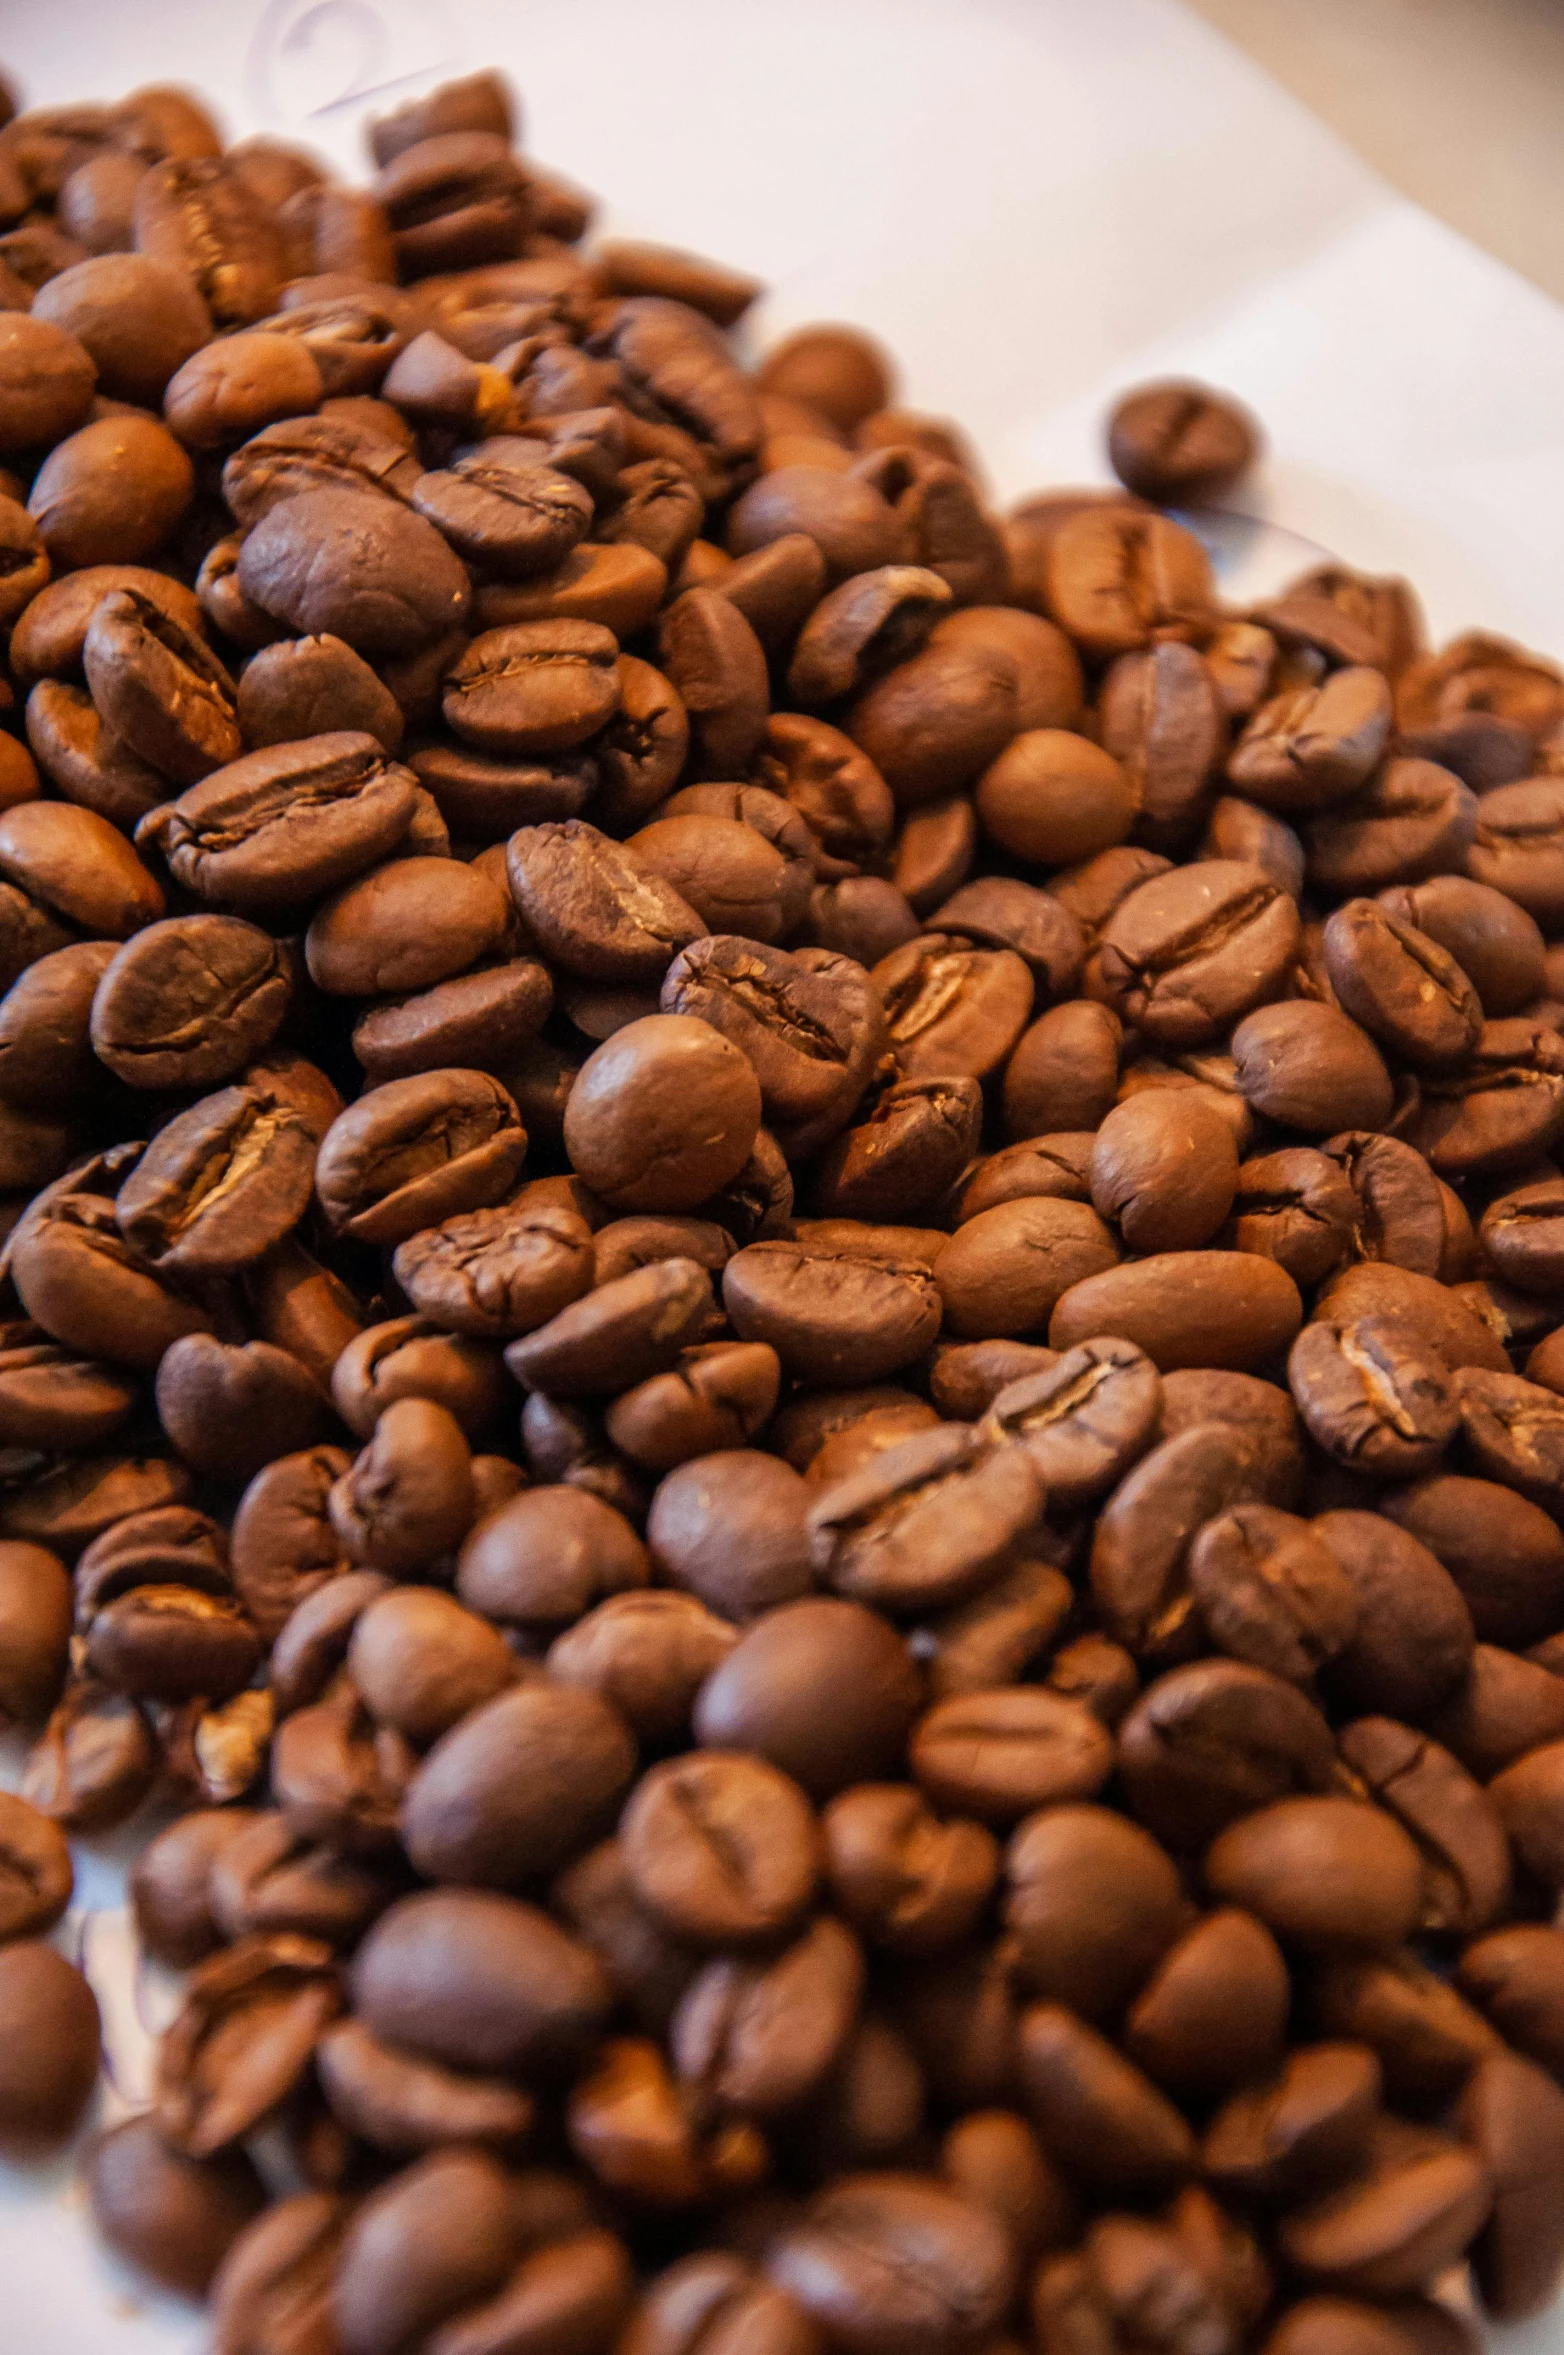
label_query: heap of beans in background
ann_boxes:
[1,56,1564,2355]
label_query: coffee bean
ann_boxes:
[1123,1907,1291,2097]
[621,1750,819,1946]
[1108,379,1258,502]
[1205,1795,1424,1951]
[87,2113,265,2299]
[767,2173,1015,2355]
[1289,1312,1457,1480]
[138,731,421,913]
[0,1941,100,2155]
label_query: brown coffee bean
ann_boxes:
[935,1197,1120,1340]
[402,1668,633,1889]
[29,412,194,568]
[1108,380,1258,502]
[0,1788,74,1939]
[621,1751,819,1946]
[1188,1504,1359,1681]
[330,2144,522,2355]
[1123,1907,1291,2097]
[1288,1312,1456,1481]
[1018,2002,1195,2193]
[809,1424,1044,1614]
[1205,1795,1424,1951]
[562,1014,761,1212]
[1307,755,1478,899]
[1046,507,1216,659]
[1090,1088,1239,1250]
[767,2172,1016,2355]
[1005,1803,1183,2024]
[86,2114,265,2298]
[1379,872,1544,1017]
[1458,1925,1564,2077]
[1090,1421,1264,1661]
[1314,1950,1500,2106]
[1097,858,1299,1048]
[1337,1716,1510,1936]
[1051,1250,1302,1373]
[1118,1659,1338,1849]
[1202,2042,1382,2204]
[1274,2118,1492,2300]
[979,1336,1161,1510]
[0,1940,100,2156]
[1490,1740,1564,1890]
[911,1687,1113,1824]
[694,1598,920,1799]
[823,1783,997,1959]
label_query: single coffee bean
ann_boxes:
[0,1940,100,2155]
[621,1750,819,1946]
[1188,1504,1359,1682]
[1108,379,1258,502]
[138,731,420,913]
[765,2173,1016,2355]
[1289,1312,1457,1480]
[86,2113,265,2298]
[693,1597,920,1799]
[809,1425,1045,1615]
[402,1678,637,1889]
[1202,2042,1382,2204]
[1097,859,1300,1048]
[1204,1795,1424,1951]
[353,1885,610,2076]
[1122,1907,1290,2098]
[1117,1659,1337,1849]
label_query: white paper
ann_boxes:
[0,1,1562,2345]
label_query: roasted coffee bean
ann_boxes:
[139,731,420,913]
[1051,1249,1302,1372]
[1089,1420,1262,1661]
[0,1941,100,2155]
[506,1256,713,1397]
[86,2114,265,2299]
[1379,872,1544,1017]
[1118,1658,1337,1849]
[1274,2117,1492,2300]
[403,1676,636,1888]
[1307,755,1478,899]
[1228,1147,1356,1286]
[663,934,885,1156]
[1202,2041,1382,2203]
[766,2173,1015,2355]
[1381,1470,1564,1648]
[809,1424,1044,1614]
[722,1236,939,1386]
[693,1597,919,1798]
[1018,2001,1196,2192]
[621,1750,819,1946]
[1097,859,1299,1047]
[823,1783,997,1960]
[236,486,472,657]
[978,1336,1160,1511]
[1123,1906,1290,2097]
[1336,1715,1510,1936]
[1046,505,1216,659]
[1205,1794,1425,1951]
[1188,1504,1359,1682]
[315,1069,524,1247]
[1289,1312,1457,1480]
[1108,379,1258,502]
[1314,1508,1475,1719]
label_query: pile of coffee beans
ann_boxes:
[0,57,1563,2355]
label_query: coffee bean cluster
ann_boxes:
[0,55,1560,2355]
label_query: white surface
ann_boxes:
[0,1,1562,2346]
